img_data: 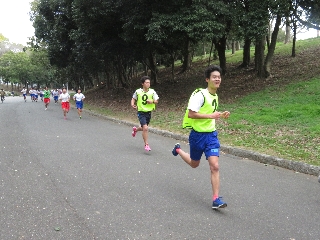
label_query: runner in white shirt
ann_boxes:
[59,88,70,120]
[73,89,85,119]
[34,89,39,102]
[53,89,59,103]
[29,88,34,101]
[39,89,44,101]
[21,87,27,102]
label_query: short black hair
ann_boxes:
[140,76,151,84]
[205,65,222,79]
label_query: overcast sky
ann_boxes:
[0,0,318,46]
[0,0,34,45]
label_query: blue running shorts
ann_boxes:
[76,101,83,109]
[189,130,220,161]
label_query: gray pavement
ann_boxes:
[1,96,320,240]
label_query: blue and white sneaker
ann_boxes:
[212,197,227,209]
[172,143,181,156]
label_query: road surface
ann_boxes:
[1,96,319,239]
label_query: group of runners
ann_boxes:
[17,64,229,210]
[20,86,85,120]
[131,65,230,210]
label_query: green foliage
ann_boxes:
[0,51,33,84]
[27,0,320,90]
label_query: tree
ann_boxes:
[31,0,77,68]
[0,51,34,89]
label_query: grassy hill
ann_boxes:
[85,37,320,166]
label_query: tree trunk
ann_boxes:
[232,40,235,54]
[170,52,175,82]
[292,20,297,57]
[241,38,251,68]
[285,16,291,44]
[255,36,265,78]
[208,38,215,66]
[263,14,282,78]
[213,48,218,60]
[236,41,240,51]
[181,38,191,72]
[291,3,298,57]
[148,51,157,85]
[214,37,227,75]
[267,17,273,48]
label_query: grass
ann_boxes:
[218,78,320,166]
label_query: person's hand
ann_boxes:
[146,99,153,104]
[220,111,230,119]
[131,104,137,109]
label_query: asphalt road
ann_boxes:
[1,96,320,240]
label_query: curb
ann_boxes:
[87,110,320,177]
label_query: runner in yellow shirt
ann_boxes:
[131,76,159,151]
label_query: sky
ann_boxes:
[0,0,34,45]
[0,0,318,46]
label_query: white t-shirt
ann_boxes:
[188,89,208,112]
[59,93,70,102]
[21,89,27,94]
[73,93,85,101]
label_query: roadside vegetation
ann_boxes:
[85,37,320,166]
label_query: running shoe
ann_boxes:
[144,144,151,151]
[172,143,181,156]
[79,116,82,119]
[132,126,137,137]
[212,197,227,209]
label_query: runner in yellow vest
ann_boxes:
[131,76,159,151]
[172,65,230,209]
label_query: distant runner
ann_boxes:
[73,89,85,119]
[39,88,44,101]
[59,88,70,120]
[34,88,38,102]
[43,87,51,110]
[53,89,59,103]
[0,89,5,103]
[131,76,159,152]
[29,88,34,102]
[21,87,27,102]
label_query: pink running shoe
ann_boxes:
[144,144,151,151]
[132,126,137,137]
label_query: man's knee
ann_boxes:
[209,162,219,172]
[190,160,200,168]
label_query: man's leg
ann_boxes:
[208,156,220,198]
[172,131,201,168]
[175,148,200,168]
[142,124,148,145]
[208,155,227,208]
